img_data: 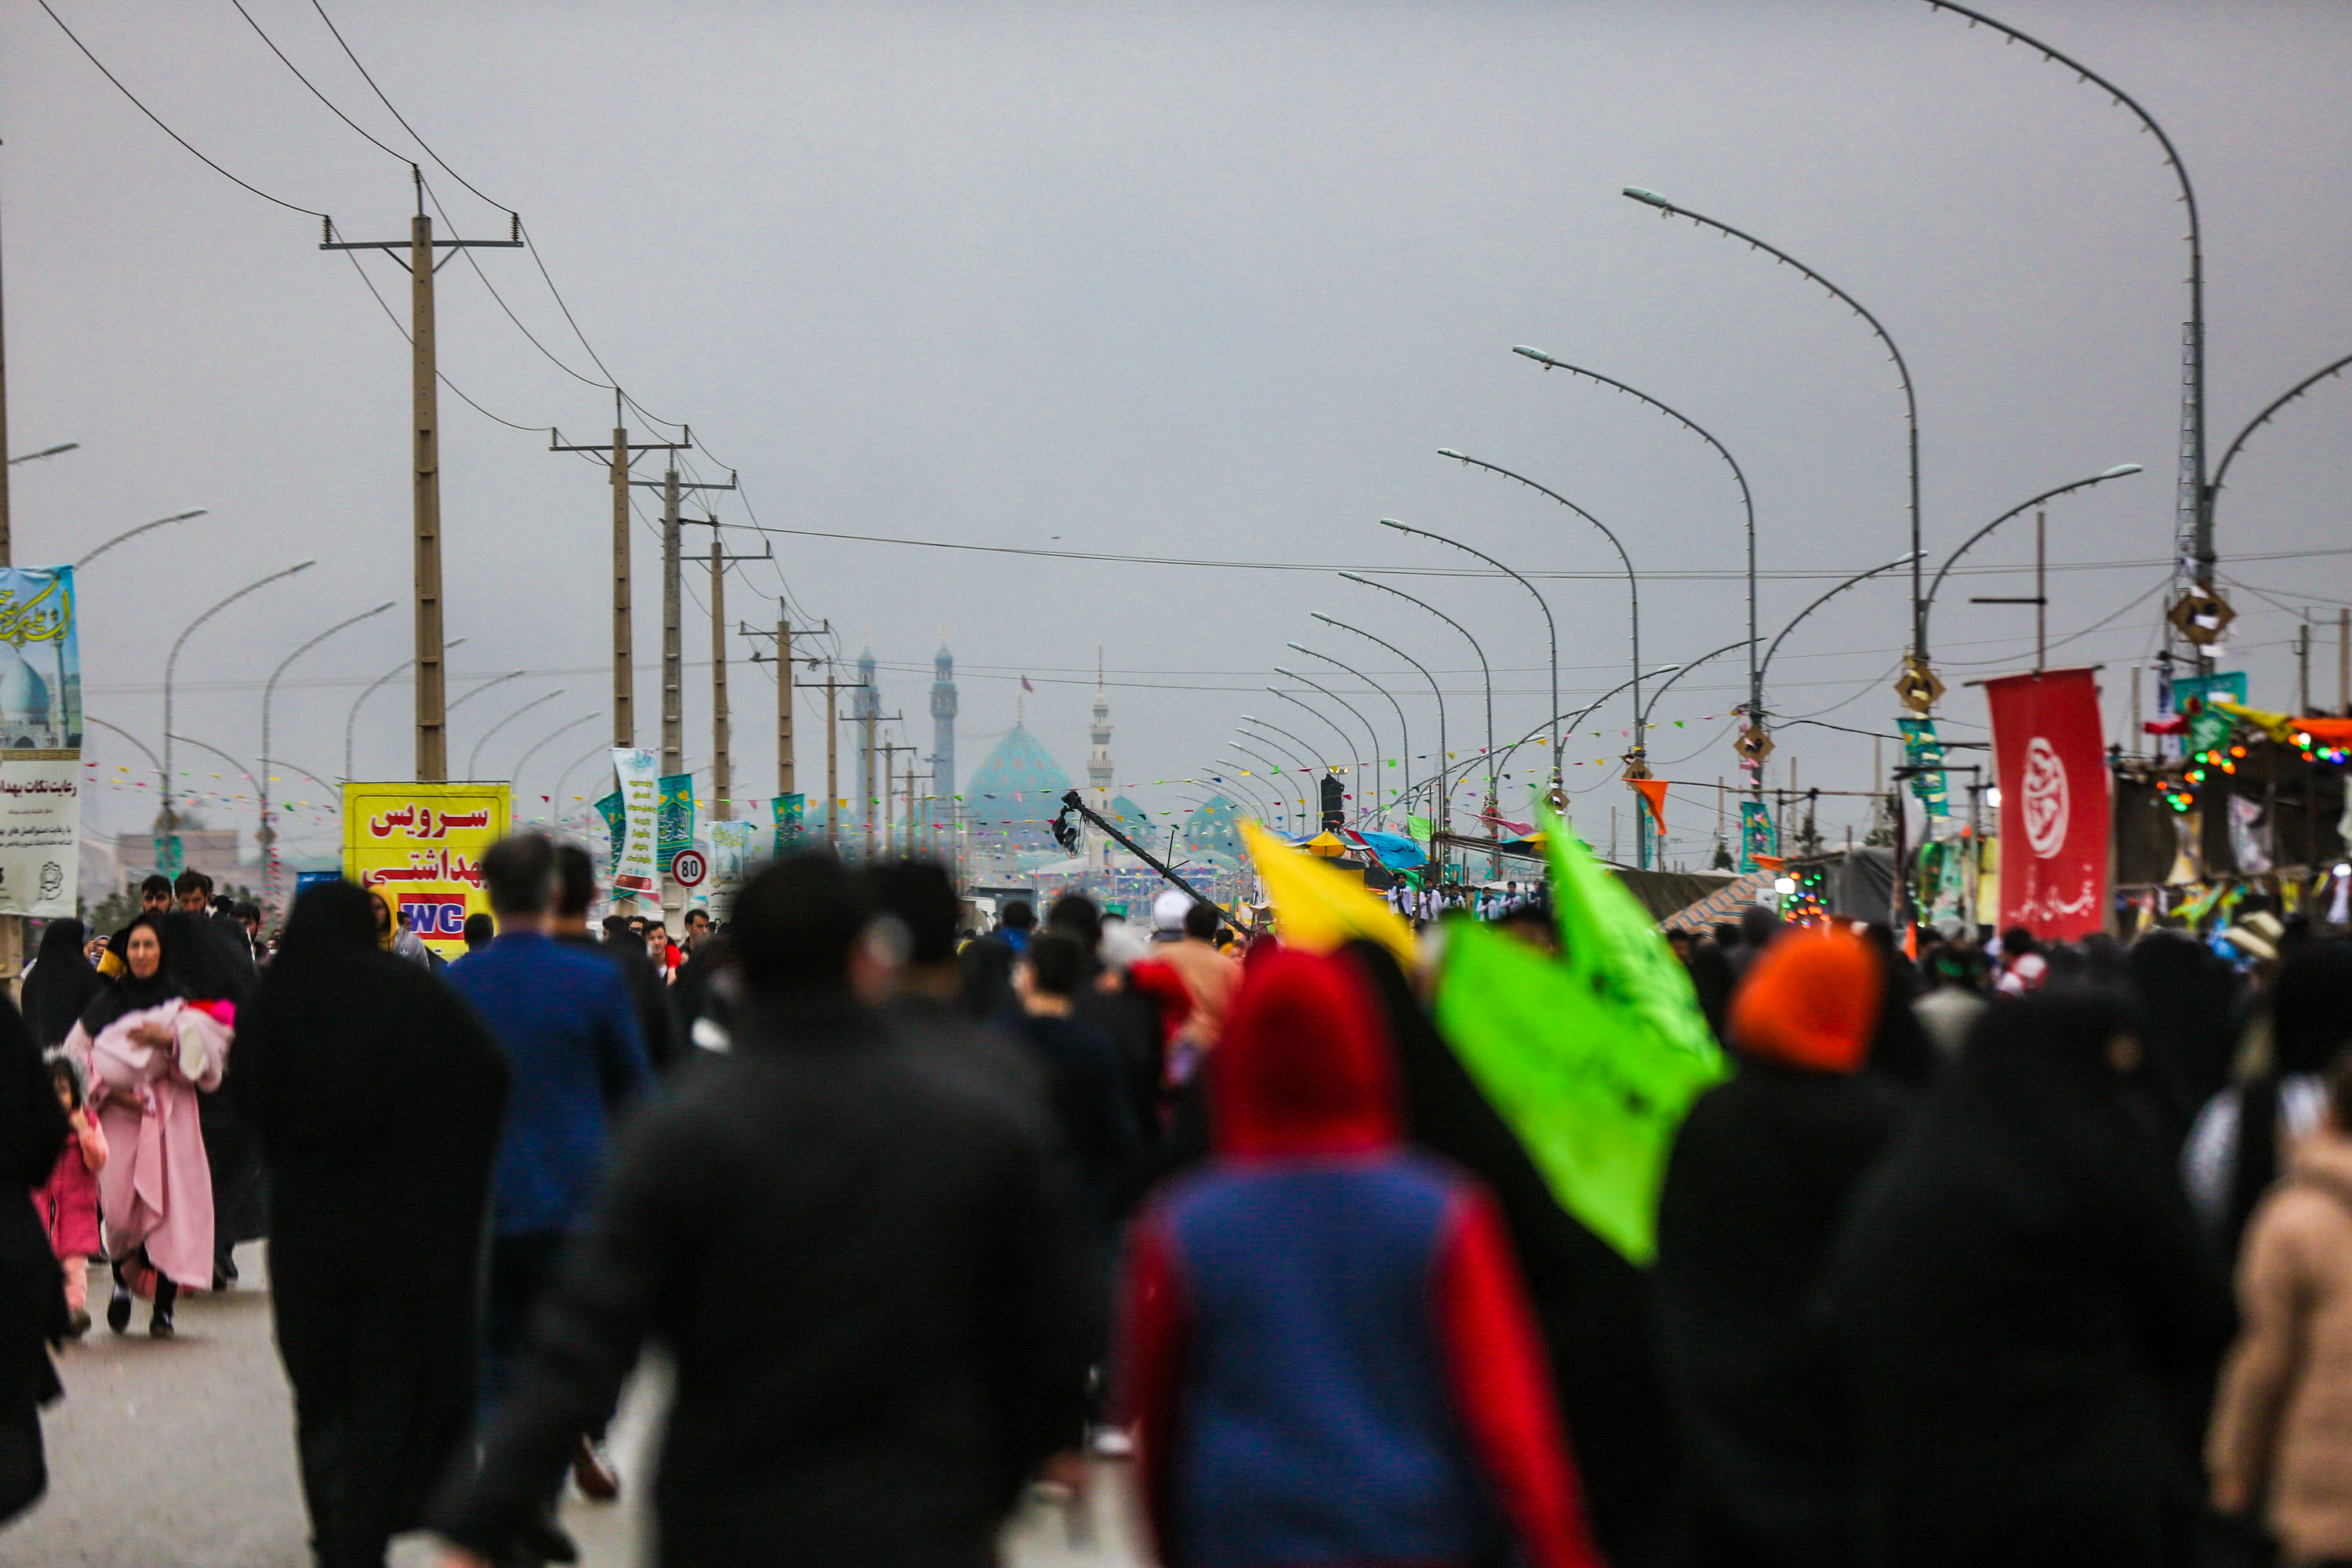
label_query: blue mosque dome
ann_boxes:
[964,724,1076,852]
[0,643,52,746]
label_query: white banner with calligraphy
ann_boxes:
[0,752,79,918]
[611,750,660,897]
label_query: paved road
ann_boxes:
[0,1243,1146,1568]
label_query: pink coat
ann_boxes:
[67,1000,232,1290]
[33,1112,107,1259]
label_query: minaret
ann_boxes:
[855,646,880,809]
[1087,649,1113,873]
[1088,647,1113,799]
[930,641,958,813]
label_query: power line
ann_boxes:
[423,180,615,391]
[35,0,328,218]
[332,239,549,434]
[308,0,507,213]
[229,0,412,168]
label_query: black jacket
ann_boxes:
[430,991,1097,1567]
[554,928,680,1073]
[1822,993,2233,1568]
[1654,1058,1906,1568]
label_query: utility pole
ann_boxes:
[551,396,689,749]
[623,469,732,784]
[321,171,522,779]
[0,174,16,986]
[746,615,833,806]
[678,519,769,822]
[795,666,859,854]
[879,741,920,858]
[869,724,909,861]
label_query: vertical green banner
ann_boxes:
[773,792,805,856]
[657,774,695,866]
[1896,717,1951,818]
[1738,798,1777,870]
[593,791,625,877]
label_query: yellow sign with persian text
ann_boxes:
[341,782,510,952]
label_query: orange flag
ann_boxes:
[1631,778,1668,832]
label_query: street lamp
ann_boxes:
[165,734,261,861]
[1211,758,1279,824]
[6,443,78,465]
[513,713,600,807]
[1312,613,1452,860]
[1427,454,1641,806]
[1226,738,1304,829]
[467,690,564,779]
[1265,689,1363,826]
[1761,554,1924,710]
[448,670,528,712]
[1242,719,1317,827]
[1236,719,1321,828]
[347,639,466,783]
[162,562,314,850]
[1921,467,2144,659]
[85,714,163,794]
[1274,668,1383,821]
[1341,573,1497,864]
[1288,642,1410,823]
[1621,185,1926,676]
[1380,516,1559,787]
[550,740,612,829]
[260,601,397,916]
[1510,347,1761,756]
[74,510,208,570]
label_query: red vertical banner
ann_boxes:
[1985,667,2110,940]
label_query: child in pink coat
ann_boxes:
[34,1051,109,1337]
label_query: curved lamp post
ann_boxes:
[448,669,527,713]
[1428,454,1639,800]
[85,714,163,794]
[1921,467,2143,657]
[347,639,466,783]
[1289,642,1410,822]
[1241,719,1330,831]
[1274,670,1381,821]
[1237,718,1322,828]
[1267,688,1363,826]
[260,600,396,916]
[1211,757,1279,824]
[513,713,600,809]
[1760,553,1924,706]
[1313,613,1450,855]
[1341,573,1497,862]
[74,510,208,570]
[1621,186,1924,664]
[466,691,565,782]
[162,561,314,845]
[165,734,261,848]
[1380,517,1559,784]
[1227,739,1304,829]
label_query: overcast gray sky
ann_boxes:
[7,0,2350,863]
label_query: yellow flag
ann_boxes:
[1241,819,1415,966]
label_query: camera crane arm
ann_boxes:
[1053,789,1258,936]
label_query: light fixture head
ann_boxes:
[1622,186,1672,208]
[2100,463,2143,477]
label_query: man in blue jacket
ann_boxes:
[446,834,652,1422]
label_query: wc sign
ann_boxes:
[401,892,471,941]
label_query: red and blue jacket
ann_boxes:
[1119,946,1601,1568]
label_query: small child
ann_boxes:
[34,1051,109,1337]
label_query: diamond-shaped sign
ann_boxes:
[1893,658,1945,714]
[2167,588,2236,647]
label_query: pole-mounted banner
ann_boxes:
[1986,667,2109,940]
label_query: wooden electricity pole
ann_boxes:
[679,520,769,822]
[746,613,832,804]
[879,740,920,860]
[321,172,521,780]
[626,468,734,785]
[550,397,689,749]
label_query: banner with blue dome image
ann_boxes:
[0,566,82,919]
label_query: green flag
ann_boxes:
[1433,804,1724,1265]
[1406,813,1433,844]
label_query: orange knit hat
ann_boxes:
[1727,924,1882,1074]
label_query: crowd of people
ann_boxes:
[0,841,2349,1568]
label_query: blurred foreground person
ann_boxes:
[1824,991,2231,1567]
[368,887,435,969]
[0,990,66,1523]
[547,842,677,1075]
[1351,938,1675,1567]
[1011,931,1140,1242]
[20,919,100,1051]
[429,853,1097,1567]
[2208,1054,2352,1566]
[233,880,509,1568]
[2186,940,2352,1258]
[1119,946,1602,1568]
[1655,926,1905,1568]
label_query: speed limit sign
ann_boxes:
[669,848,708,887]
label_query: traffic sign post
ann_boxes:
[670,847,708,888]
